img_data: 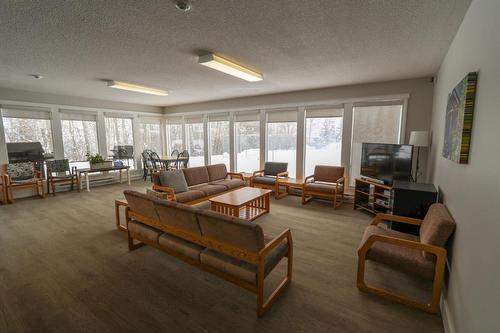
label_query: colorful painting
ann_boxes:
[442,72,478,164]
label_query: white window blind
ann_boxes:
[185,115,204,124]
[266,109,298,122]
[165,116,183,124]
[138,116,162,124]
[208,113,229,122]
[234,111,260,122]
[60,110,97,121]
[306,106,343,118]
[104,112,134,119]
[1,105,51,119]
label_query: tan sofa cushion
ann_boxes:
[314,165,344,183]
[420,203,456,259]
[154,199,202,236]
[124,190,158,221]
[207,164,228,182]
[182,166,210,186]
[200,235,288,284]
[175,190,205,203]
[128,221,163,243]
[190,184,227,196]
[158,234,204,260]
[210,178,246,190]
[359,225,435,279]
[197,209,265,252]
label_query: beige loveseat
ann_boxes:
[152,164,246,204]
[124,190,293,316]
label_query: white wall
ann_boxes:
[427,0,500,332]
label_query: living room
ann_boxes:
[0,1,498,332]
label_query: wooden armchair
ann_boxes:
[46,159,80,196]
[251,162,288,199]
[0,174,7,204]
[302,165,345,208]
[3,162,44,203]
[357,204,456,313]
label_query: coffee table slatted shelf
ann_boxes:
[209,187,272,221]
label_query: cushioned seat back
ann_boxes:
[263,162,288,176]
[197,210,265,253]
[420,203,456,259]
[154,199,202,236]
[182,166,210,186]
[124,190,158,221]
[314,165,344,183]
[207,164,228,181]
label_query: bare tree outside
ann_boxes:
[209,121,229,168]
[61,119,98,161]
[267,122,297,177]
[140,123,161,153]
[167,124,183,153]
[186,122,204,166]
[3,117,54,154]
[235,121,259,172]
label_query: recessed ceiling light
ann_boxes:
[30,74,44,79]
[198,54,263,82]
[107,80,168,96]
[174,0,192,12]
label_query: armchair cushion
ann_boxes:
[7,162,34,181]
[304,182,339,194]
[159,170,188,193]
[263,162,288,176]
[46,159,70,173]
[314,165,344,183]
[207,164,228,182]
[419,203,456,259]
[253,176,277,185]
[146,189,170,200]
[359,225,435,279]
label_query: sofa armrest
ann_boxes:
[259,229,293,258]
[371,213,423,226]
[276,171,288,179]
[152,185,177,201]
[336,176,345,184]
[252,169,265,178]
[227,172,244,180]
[304,175,314,184]
[359,234,446,258]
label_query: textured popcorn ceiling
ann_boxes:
[0,0,470,107]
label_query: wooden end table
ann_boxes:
[209,187,272,221]
[115,198,128,231]
[276,178,304,199]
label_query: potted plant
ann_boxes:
[86,153,112,170]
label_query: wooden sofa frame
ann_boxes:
[251,169,288,199]
[126,208,293,317]
[357,213,447,313]
[301,175,345,208]
[152,172,245,205]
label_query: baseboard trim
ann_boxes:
[441,296,456,333]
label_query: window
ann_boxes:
[61,112,98,162]
[267,110,297,177]
[105,116,135,166]
[185,118,204,167]
[235,112,260,172]
[2,108,54,154]
[208,116,229,169]
[304,108,343,176]
[350,104,403,185]
[139,118,162,154]
[166,122,183,154]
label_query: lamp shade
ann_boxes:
[409,131,429,147]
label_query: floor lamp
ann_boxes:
[409,131,429,183]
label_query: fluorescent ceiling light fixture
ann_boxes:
[107,81,168,96]
[198,54,263,82]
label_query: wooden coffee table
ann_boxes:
[276,177,304,199]
[209,187,272,221]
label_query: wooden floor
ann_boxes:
[0,181,444,333]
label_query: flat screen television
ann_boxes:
[360,143,413,185]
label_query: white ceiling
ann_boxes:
[0,0,471,107]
